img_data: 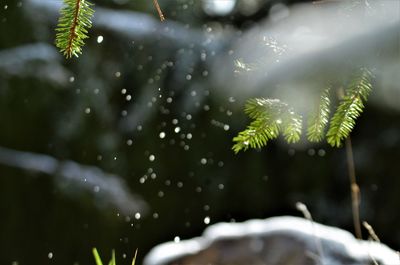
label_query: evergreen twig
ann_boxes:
[307,86,331,142]
[326,69,373,147]
[55,0,95,58]
[232,98,302,153]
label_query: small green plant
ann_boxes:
[55,0,165,58]
[233,68,373,152]
[92,248,137,265]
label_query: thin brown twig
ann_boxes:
[362,221,380,265]
[345,137,362,239]
[153,0,165,21]
[362,221,380,242]
[296,202,325,265]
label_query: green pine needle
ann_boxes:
[108,250,116,265]
[326,69,373,147]
[131,249,138,265]
[92,248,138,265]
[232,98,302,153]
[92,248,104,265]
[307,86,331,142]
[55,0,94,58]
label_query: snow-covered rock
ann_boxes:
[144,216,399,265]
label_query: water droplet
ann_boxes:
[149,155,155,162]
[307,149,316,156]
[174,236,180,243]
[48,252,53,259]
[126,139,133,146]
[93,186,100,192]
[174,127,181,133]
[84,107,91,114]
[97,35,103,43]
[134,212,141,220]
[204,216,210,225]
[318,149,326,157]
[200,158,207,165]
[159,132,166,139]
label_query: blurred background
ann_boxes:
[0,0,399,264]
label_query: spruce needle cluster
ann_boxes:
[55,0,94,58]
[55,0,165,58]
[326,69,373,147]
[232,98,302,153]
[233,68,373,153]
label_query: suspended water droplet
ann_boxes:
[134,212,141,220]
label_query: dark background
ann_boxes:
[0,0,399,264]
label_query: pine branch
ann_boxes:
[233,98,302,153]
[55,0,94,58]
[307,86,331,142]
[326,69,373,147]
